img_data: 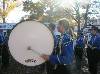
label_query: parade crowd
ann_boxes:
[0,19,100,74]
[41,19,100,74]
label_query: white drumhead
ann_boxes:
[8,21,54,66]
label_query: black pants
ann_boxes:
[87,48,100,74]
[2,44,9,69]
[46,61,55,74]
[46,62,71,74]
[75,46,83,70]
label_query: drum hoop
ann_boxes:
[8,20,54,66]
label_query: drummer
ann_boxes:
[46,23,57,74]
[41,19,74,74]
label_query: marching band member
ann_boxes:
[87,26,100,74]
[1,30,9,70]
[46,23,60,74]
[41,19,74,74]
[74,31,85,72]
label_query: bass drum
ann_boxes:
[8,21,54,66]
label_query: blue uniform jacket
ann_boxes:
[0,32,5,44]
[49,33,74,65]
[76,35,85,48]
[89,33,100,50]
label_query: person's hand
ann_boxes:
[40,54,49,61]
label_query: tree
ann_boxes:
[80,0,100,30]
[23,0,64,22]
[23,1,46,20]
[58,0,94,35]
[0,0,18,23]
[23,1,89,29]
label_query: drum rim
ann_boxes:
[8,20,54,66]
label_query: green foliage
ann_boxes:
[22,0,63,22]
[23,1,46,19]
